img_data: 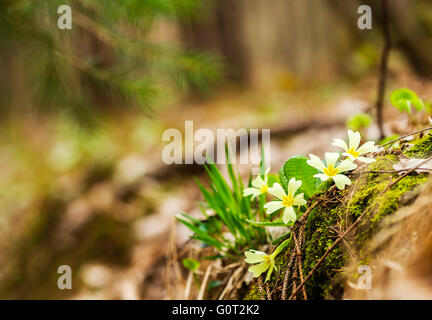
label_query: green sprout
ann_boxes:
[390,88,424,114]
[176,146,268,257]
[182,258,201,272]
[346,113,372,132]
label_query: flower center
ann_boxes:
[347,147,360,158]
[262,255,272,265]
[323,165,338,177]
[260,185,268,194]
[282,195,294,207]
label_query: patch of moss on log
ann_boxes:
[244,284,265,300]
[302,205,347,299]
[405,133,432,158]
[302,161,427,298]
[244,135,431,300]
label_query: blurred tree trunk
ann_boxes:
[182,0,432,88]
[180,0,251,83]
[328,0,432,77]
[181,0,352,87]
[390,0,432,77]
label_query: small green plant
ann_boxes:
[179,130,379,281]
[346,113,372,132]
[390,88,424,114]
[176,147,269,256]
[182,258,201,272]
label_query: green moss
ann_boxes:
[244,284,265,300]
[352,174,426,250]
[299,167,426,299]
[405,133,432,158]
[302,204,347,299]
[244,138,430,299]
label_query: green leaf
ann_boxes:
[246,219,292,227]
[182,258,200,272]
[390,88,424,114]
[208,280,224,290]
[267,173,279,187]
[176,214,225,250]
[279,155,322,199]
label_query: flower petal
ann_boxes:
[325,152,339,168]
[332,174,352,190]
[342,152,357,161]
[264,201,284,214]
[245,250,267,263]
[283,206,297,224]
[307,154,325,172]
[268,183,286,200]
[293,193,307,206]
[336,159,357,173]
[265,261,275,282]
[357,141,379,155]
[314,173,330,181]
[248,261,270,278]
[357,156,376,164]
[332,138,348,152]
[252,176,266,189]
[348,130,361,150]
[243,187,261,199]
[287,178,302,197]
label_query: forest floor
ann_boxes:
[0,72,430,299]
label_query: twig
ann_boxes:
[279,190,332,299]
[381,157,432,192]
[197,265,212,300]
[349,168,432,175]
[265,282,272,300]
[291,265,298,300]
[298,197,322,224]
[184,271,193,300]
[381,126,432,147]
[329,225,355,259]
[292,231,307,300]
[288,155,432,300]
[218,264,244,300]
[257,277,266,300]
[281,252,296,300]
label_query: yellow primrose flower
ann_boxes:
[264,180,306,224]
[307,152,357,190]
[245,238,290,282]
[244,249,276,282]
[332,130,378,164]
[243,167,271,199]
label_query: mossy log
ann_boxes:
[245,133,432,300]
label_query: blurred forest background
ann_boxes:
[1,0,432,299]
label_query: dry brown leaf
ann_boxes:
[393,158,432,175]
